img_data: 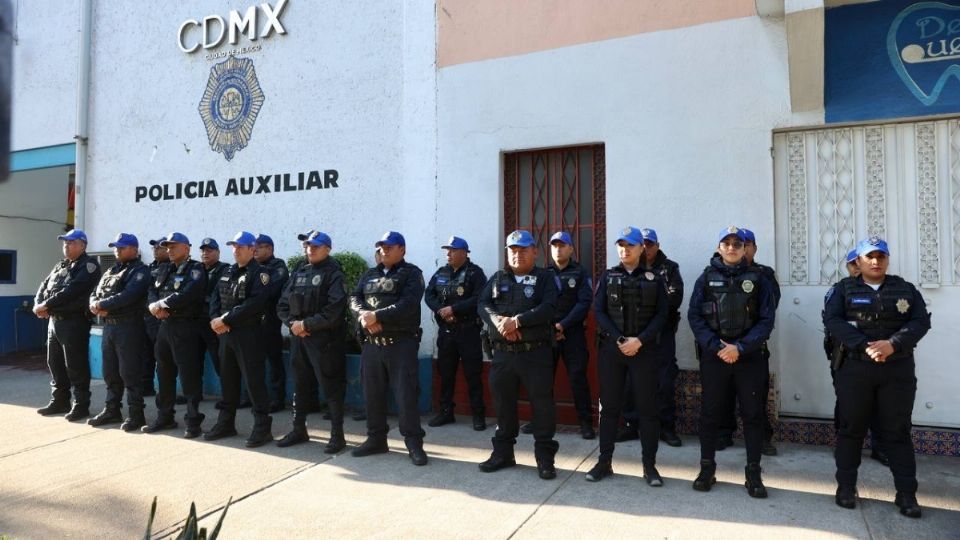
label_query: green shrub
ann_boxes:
[144,496,232,540]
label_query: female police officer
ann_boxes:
[585,226,668,486]
[823,237,930,517]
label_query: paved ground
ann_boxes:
[1,365,958,539]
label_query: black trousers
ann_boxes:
[141,316,160,390]
[834,357,917,494]
[362,337,424,448]
[218,325,270,416]
[830,368,884,453]
[552,326,592,422]
[699,351,768,463]
[718,346,774,441]
[261,317,286,404]
[291,333,346,421]
[436,323,485,413]
[489,345,559,463]
[155,319,204,426]
[46,316,92,405]
[598,341,659,465]
[621,332,678,429]
[101,318,145,409]
[198,322,221,376]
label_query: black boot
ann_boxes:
[472,411,486,431]
[660,427,682,447]
[64,402,90,422]
[428,408,456,427]
[693,459,717,492]
[585,459,613,482]
[835,485,857,509]
[644,463,664,487]
[141,415,178,433]
[245,415,273,447]
[479,450,516,472]
[536,459,556,480]
[184,413,205,439]
[87,405,123,426]
[351,437,389,457]
[37,399,71,416]
[325,424,346,454]
[745,462,768,498]
[121,407,146,432]
[615,422,639,442]
[204,412,238,441]
[407,441,428,466]
[277,418,309,448]
[579,419,596,440]
[894,492,922,518]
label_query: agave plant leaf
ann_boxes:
[143,496,158,540]
[175,502,199,540]
[206,496,233,539]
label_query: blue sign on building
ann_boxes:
[826,0,960,122]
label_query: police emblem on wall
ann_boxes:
[198,56,265,161]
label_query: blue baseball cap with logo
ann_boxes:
[718,226,746,244]
[845,249,859,264]
[302,230,332,248]
[505,230,536,248]
[549,231,573,245]
[740,228,757,244]
[441,236,469,251]
[199,237,219,250]
[856,236,890,257]
[255,234,274,246]
[57,229,87,243]
[615,226,643,246]
[376,231,406,247]
[296,229,316,241]
[640,228,658,243]
[160,232,191,246]
[149,236,167,247]
[108,232,138,248]
[226,231,257,247]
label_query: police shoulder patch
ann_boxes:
[261,273,270,285]
[191,269,202,280]
[824,285,836,304]
[135,273,144,281]
[86,262,97,273]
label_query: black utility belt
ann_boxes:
[492,341,548,353]
[50,313,88,321]
[366,333,419,347]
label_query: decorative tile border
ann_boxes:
[674,369,960,457]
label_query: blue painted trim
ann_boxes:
[0,296,46,354]
[0,250,15,284]
[10,143,76,172]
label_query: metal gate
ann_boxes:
[772,119,960,428]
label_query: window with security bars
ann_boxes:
[0,250,15,284]
[503,144,606,280]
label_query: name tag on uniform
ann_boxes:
[521,275,537,285]
[708,281,725,287]
[220,276,230,281]
[436,278,448,285]
[851,297,873,305]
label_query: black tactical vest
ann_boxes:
[432,262,480,324]
[605,268,660,337]
[94,260,147,318]
[490,268,552,343]
[552,262,584,322]
[40,253,100,316]
[156,259,206,319]
[359,263,420,336]
[842,276,915,358]
[215,262,261,317]
[701,267,761,339]
[287,259,344,332]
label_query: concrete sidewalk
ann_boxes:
[1,365,958,539]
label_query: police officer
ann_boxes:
[276,230,349,453]
[87,233,150,431]
[823,237,930,517]
[586,227,668,485]
[254,234,290,412]
[143,232,208,437]
[199,237,230,378]
[688,226,776,498]
[141,236,169,397]
[34,229,102,421]
[424,236,488,431]
[617,228,684,446]
[349,231,428,466]
[477,230,559,480]
[204,232,275,447]
[547,231,595,440]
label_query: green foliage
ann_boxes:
[287,254,306,273]
[144,496,232,540]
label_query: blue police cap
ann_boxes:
[505,230,536,248]
[549,231,573,245]
[845,249,858,264]
[199,237,219,250]
[296,229,316,241]
[640,228,658,243]
[856,236,890,257]
[255,234,274,246]
[441,236,469,251]
[615,226,643,246]
[57,229,87,243]
[303,230,332,248]
[160,232,191,246]
[740,228,757,244]
[108,232,138,249]
[148,236,167,247]
[226,231,257,247]
[376,231,406,247]
[718,226,746,244]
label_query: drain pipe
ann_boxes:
[73,0,92,230]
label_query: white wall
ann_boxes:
[0,166,72,296]
[11,0,79,150]
[437,16,800,370]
